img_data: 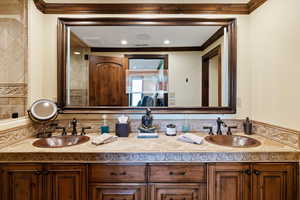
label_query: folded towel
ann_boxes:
[91,134,118,146]
[177,133,203,145]
[137,133,159,138]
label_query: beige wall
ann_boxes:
[250,0,300,130]
[28,0,45,106]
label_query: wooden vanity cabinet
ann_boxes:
[89,183,147,200]
[0,164,87,200]
[88,164,147,200]
[208,163,298,200]
[148,164,207,200]
[1,164,44,200]
[45,164,87,200]
[252,163,297,200]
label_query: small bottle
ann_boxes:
[182,114,190,133]
[100,115,109,134]
[243,117,253,135]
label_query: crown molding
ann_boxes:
[34,0,267,15]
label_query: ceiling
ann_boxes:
[70,26,221,48]
[45,0,250,3]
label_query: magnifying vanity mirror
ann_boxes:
[28,99,59,137]
[58,18,237,114]
[28,99,58,122]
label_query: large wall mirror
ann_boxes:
[58,18,236,114]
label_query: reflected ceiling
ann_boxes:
[70,26,221,48]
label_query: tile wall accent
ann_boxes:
[0,123,35,149]
[0,83,27,119]
[0,0,28,120]
[253,121,300,149]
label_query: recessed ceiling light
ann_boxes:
[121,40,128,45]
[73,51,81,55]
[164,40,170,45]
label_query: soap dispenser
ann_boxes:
[243,117,253,135]
[100,115,109,134]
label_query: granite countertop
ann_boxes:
[0,133,299,163]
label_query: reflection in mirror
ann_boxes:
[66,25,229,108]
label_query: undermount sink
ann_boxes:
[32,135,90,148]
[205,135,261,148]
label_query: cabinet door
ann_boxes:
[150,183,206,200]
[90,183,146,200]
[208,163,251,200]
[252,163,297,200]
[1,164,43,200]
[46,164,87,200]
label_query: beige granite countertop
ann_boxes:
[0,133,298,163]
[0,132,297,153]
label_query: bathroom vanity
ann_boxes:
[0,133,298,200]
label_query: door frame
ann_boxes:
[202,45,222,107]
[125,54,169,107]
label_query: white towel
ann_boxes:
[177,133,203,145]
[91,134,118,146]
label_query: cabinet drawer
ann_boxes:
[89,164,146,182]
[149,164,206,182]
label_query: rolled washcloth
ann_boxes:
[91,134,118,145]
[177,133,203,145]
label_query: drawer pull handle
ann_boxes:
[169,171,186,176]
[110,172,127,176]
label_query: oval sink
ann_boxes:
[205,135,261,148]
[32,135,90,148]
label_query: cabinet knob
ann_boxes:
[34,171,41,175]
[42,170,50,175]
[242,169,252,175]
[254,170,261,175]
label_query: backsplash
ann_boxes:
[0,116,299,150]
[54,118,244,135]
[0,123,35,149]
[253,121,300,149]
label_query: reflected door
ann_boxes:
[89,56,127,106]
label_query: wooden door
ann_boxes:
[89,55,127,106]
[1,164,43,200]
[150,183,206,200]
[90,183,146,200]
[252,163,297,200]
[208,163,251,200]
[46,164,87,200]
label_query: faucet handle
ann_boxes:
[81,126,92,136]
[56,126,67,136]
[203,126,214,135]
[227,126,238,135]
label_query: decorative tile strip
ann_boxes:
[0,152,298,163]
[0,83,27,97]
[253,121,300,149]
[0,124,35,149]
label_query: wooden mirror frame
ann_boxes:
[57,17,237,114]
